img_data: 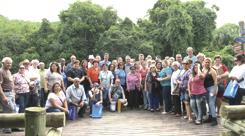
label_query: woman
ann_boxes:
[139,61,149,110]
[203,58,218,126]
[126,66,141,110]
[156,61,163,109]
[135,61,143,107]
[188,62,206,125]
[229,54,245,105]
[170,62,181,117]
[89,83,103,116]
[44,62,65,101]
[147,60,152,69]
[145,65,161,112]
[87,59,101,87]
[197,53,205,68]
[13,65,36,113]
[112,60,118,71]
[80,60,90,98]
[211,55,229,117]
[99,63,114,109]
[109,64,116,84]
[45,82,68,114]
[116,62,126,90]
[117,57,123,63]
[157,60,172,114]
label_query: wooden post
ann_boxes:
[239,21,245,52]
[25,107,46,136]
[221,105,245,119]
[220,131,240,136]
[221,118,245,135]
[46,127,63,136]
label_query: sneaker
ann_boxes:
[3,128,12,133]
[181,116,188,119]
[161,112,168,115]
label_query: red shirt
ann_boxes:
[211,65,228,86]
[189,74,206,95]
[139,69,147,80]
[87,66,101,83]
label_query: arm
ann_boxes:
[89,91,95,101]
[44,78,48,93]
[116,74,119,79]
[0,84,7,104]
[100,79,103,91]
[86,76,93,88]
[197,65,205,78]
[211,70,218,96]
[49,98,68,114]
[188,79,192,98]
[80,76,85,82]
[160,75,171,81]
[144,74,148,92]
[61,80,65,92]
[67,77,74,82]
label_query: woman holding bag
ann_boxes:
[139,61,149,110]
[228,54,245,105]
[211,55,229,117]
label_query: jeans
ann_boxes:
[128,88,139,109]
[229,88,245,105]
[102,89,109,108]
[205,86,218,117]
[149,92,160,109]
[159,86,163,106]
[77,101,88,116]
[27,93,38,107]
[162,86,171,112]
[142,90,150,108]
[180,88,190,102]
[190,93,206,122]
[16,92,30,113]
[0,91,15,113]
[41,89,49,108]
[173,95,181,114]
[46,107,62,112]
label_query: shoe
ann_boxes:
[161,112,168,115]
[170,112,175,115]
[203,115,212,123]
[175,114,180,117]
[136,108,139,111]
[156,109,160,112]
[211,117,218,126]
[150,109,154,112]
[195,120,202,125]
[147,108,151,111]
[188,119,194,123]
[12,128,24,131]
[3,128,12,133]
[144,107,147,110]
[181,116,188,119]
[89,114,92,117]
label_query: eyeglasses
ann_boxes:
[19,67,25,69]
[183,63,188,65]
[131,69,136,70]
[150,67,155,68]
[205,62,211,64]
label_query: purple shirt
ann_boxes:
[126,73,140,90]
[176,69,192,89]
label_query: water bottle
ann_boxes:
[210,93,213,97]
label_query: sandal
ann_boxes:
[188,119,193,123]
[195,120,202,125]
[181,116,188,119]
[170,112,175,115]
[175,114,180,117]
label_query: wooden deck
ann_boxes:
[0,107,227,136]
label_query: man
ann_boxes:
[117,57,123,63]
[138,54,144,67]
[125,55,132,76]
[66,78,88,117]
[176,54,183,70]
[88,55,95,68]
[67,60,85,88]
[60,58,66,73]
[130,58,135,65]
[99,53,111,69]
[39,62,47,107]
[183,47,197,67]
[65,55,76,74]
[165,56,170,60]
[96,55,101,63]
[146,55,152,60]
[108,79,126,112]
[0,57,17,133]
[155,55,161,62]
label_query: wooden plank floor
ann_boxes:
[0,107,227,136]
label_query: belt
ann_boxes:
[3,89,12,92]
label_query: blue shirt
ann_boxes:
[159,68,172,86]
[115,69,126,85]
[99,60,111,69]
[62,72,67,88]
[183,55,197,68]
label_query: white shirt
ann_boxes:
[29,66,40,84]
[229,64,245,88]
[88,62,93,68]
[66,84,86,104]
[171,69,180,95]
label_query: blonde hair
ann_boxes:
[162,60,170,67]
[205,57,212,63]
[197,53,205,60]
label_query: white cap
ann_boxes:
[88,55,95,60]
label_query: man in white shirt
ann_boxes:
[66,78,88,117]
[88,55,95,68]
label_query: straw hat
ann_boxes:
[19,59,31,65]
[88,55,95,60]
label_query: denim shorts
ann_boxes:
[180,88,190,102]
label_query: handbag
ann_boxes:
[92,104,103,118]
[218,82,225,93]
[66,106,76,120]
[224,80,239,98]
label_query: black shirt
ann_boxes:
[66,68,84,87]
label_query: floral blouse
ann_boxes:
[126,72,140,90]
[13,73,30,94]
[176,69,192,89]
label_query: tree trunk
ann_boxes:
[220,131,240,136]
[221,105,245,119]
[221,118,245,135]
[46,127,63,136]
[25,107,46,136]
[0,112,65,128]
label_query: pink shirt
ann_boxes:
[189,74,206,95]
[13,73,30,94]
[139,69,147,80]
[126,73,140,90]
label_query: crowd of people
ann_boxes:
[1,47,245,134]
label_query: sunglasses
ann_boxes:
[150,67,155,68]
[183,63,188,65]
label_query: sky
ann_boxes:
[0,0,244,29]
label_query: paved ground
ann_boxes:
[0,107,227,136]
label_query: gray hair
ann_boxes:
[71,55,76,59]
[186,47,193,52]
[172,61,180,67]
[73,77,80,82]
[125,55,131,60]
[2,57,12,64]
[31,59,39,64]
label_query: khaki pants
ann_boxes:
[0,91,16,113]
